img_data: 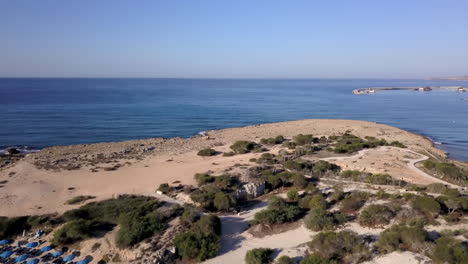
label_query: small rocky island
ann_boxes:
[353,86,468,94]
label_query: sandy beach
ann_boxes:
[0,119,453,217]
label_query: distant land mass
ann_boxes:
[427,76,468,81]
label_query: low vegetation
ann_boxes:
[422,160,467,185]
[252,197,302,225]
[260,135,285,145]
[245,248,273,264]
[157,183,173,194]
[358,204,396,227]
[340,170,406,186]
[230,141,264,154]
[65,195,96,205]
[174,215,221,262]
[54,195,179,248]
[308,231,370,263]
[339,192,370,214]
[197,148,218,156]
[0,215,51,239]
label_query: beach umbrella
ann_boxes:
[0,251,13,258]
[51,251,64,257]
[15,254,29,262]
[26,242,38,248]
[26,258,39,264]
[62,254,75,262]
[0,239,11,245]
[76,259,90,264]
[40,245,54,252]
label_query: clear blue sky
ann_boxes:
[1,0,467,78]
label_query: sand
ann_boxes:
[0,119,453,217]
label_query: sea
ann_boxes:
[0,78,467,161]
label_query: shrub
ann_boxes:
[222,151,235,157]
[358,204,395,227]
[245,248,273,264]
[174,215,221,261]
[194,173,215,186]
[256,153,279,165]
[197,148,217,156]
[423,161,468,184]
[300,255,337,264]
[304,208,334,231]
[308,231,370,263]
[174,231,220,261]
[312,160,340,176]
[284,159,313,172]
[431,236,468,264]
[0,216,50,239]
[293,134,316,145]
[276,255,292,264]
[287,189,300,202]
[308,195,327,210]
[339,192,368,214]
[389,141,406,148]
[180,207,199,225]
[66,195,96,205]
[157,183,173,194]
[230,141,263,154]
[214,174,239,189]
[253,197,302,225]
[190,186,221,210]
[260,135,285,145]
[213,192,236,211]
[411,196,441,218]
[192,215,221,235]
[292,173,308,189]
[116,207,166,248]
[376,224,428,253]
[51,220,98,245]
[425,183,447,193]
[282,141,297,149]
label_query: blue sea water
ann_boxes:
[0,78,467,161]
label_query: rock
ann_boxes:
[6,148,20,155]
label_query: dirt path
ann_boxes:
[322,146,459,188]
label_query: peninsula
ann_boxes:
[0,120,467,264]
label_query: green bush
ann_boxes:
[411,196,441,218]
[256,153,279,165]
[253,197,302,225]
[0,215,50,239]
[339,192,368,214]
[157,183,173,194]
[197,148,217,156]
[51,220,99,245]
[174,231,220,261]
[214,174,239,189]
[389,141,407,148]
[300,255,336,264]
[276,255,292,264]
[230,141,263,154]
[358,204,395,227]
[190,185,220,209]
[308,231,370,263]
[282,141,297,149]
[308,195,327,210]
[194,173,215,186]
[293,134,316,145]
[292,173,308,189]
[376,224,428,253]
[423,161,468,184]
[66,195,96,205]
[425,183,447,193]
[245,248,273,264]
[287,189,299,202]
[116,206,166,248]
[312,160,340,176]
[213,192,236,211]
[260,135,285,145]
[174,215,221,261]
[222,151,235,157]
[304,208,334,231]
[284,159,313,172]
[180,207,199,225]
[431,236,468,264]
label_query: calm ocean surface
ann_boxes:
[0,78,467,161]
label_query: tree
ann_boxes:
[174,231,220,261]
[245,248,273,264]
[304,208,334,231]
[213,192,236,211]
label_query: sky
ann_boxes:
[1,0,467,78]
